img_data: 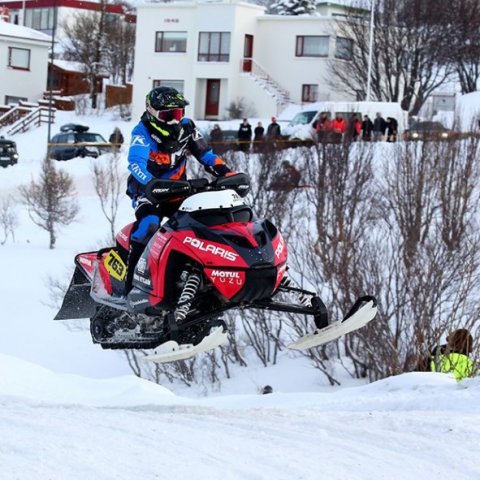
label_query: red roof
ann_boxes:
[2,0,133,16]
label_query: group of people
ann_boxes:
[316,112,398,143]
[238,116,283,153]
[209,117,283,154]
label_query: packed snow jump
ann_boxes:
[55,174,377,363]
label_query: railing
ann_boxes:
[240,58,290,112]
[0,105,32,128]
[7,106,56,135]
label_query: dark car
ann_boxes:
[404,121,451,141]
[0,136,19,167]
[49,124,112,161]
[207,129,239,154]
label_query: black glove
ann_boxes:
[214,173,250,198]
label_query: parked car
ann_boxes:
[0,136,19,167]
[49,124,112,161]
[404,121,451,141]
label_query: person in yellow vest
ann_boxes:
[430,329,475,381]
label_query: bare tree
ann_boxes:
[103,15,136,85]
[0,195,18,245]
[440,0,480,94]
[329,0,454,114]
[91,153,127,242]
[351,138,480,380]
[61,1,135,107]
[20,159,79,249]
[61,4,107,109]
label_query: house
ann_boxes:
[0,18,50,105]
[48,59,108,97]
[2,0,135,40]
[132,0,356,120]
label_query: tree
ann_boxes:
[91,153,127,242]
[0,196,18,245]
[20,159,79,249]
[270,0,317,16]
[329,0,454,115]
[103,13,136,85]
[440,0,480,94]
[61,1,135,107]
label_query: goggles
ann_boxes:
[147,106,184,124]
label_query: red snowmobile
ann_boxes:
[55,174,377,363]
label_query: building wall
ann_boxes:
[0,35,50,104]
[256,16,353,104]
[132,1,356,121]
[132,1,264,121]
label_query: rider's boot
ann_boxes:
[123,239,145,296]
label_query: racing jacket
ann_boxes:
[127,116,230,201]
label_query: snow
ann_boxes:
[0,18,50,43]
[1,108,480,479]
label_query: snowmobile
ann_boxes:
[55,173,377,363]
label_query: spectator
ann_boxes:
[209,124,224,154]
[266,116,282,140]
[270,160,301,192]
[361,115,374,141]
[316,113,332,143]
[109,127,124,149]
[386,117,398,142]
[373,112,387,141]
[429,329,475,381]
[237,118,252,153]
[253,121,265,153]
[331,113,346,143]
[349,114,362,141]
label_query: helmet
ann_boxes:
[145,87,190,139]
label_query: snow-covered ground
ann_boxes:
[1,352,479,480]
[1,109,479,479]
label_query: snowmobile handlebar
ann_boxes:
[145,173,250,204]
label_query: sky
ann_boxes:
[0,107,480,479]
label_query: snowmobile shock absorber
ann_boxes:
[280,275,313,307]
[175,272,201,323]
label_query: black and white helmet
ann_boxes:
[145,87,190,139]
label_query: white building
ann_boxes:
[0,19,50,105]
[132,0,355,121]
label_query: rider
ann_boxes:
[125,86,235,293]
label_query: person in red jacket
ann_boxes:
[331,113,346,134]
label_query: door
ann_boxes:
[205,79,220,117]
[242,34,254,72]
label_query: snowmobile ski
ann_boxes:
[143,325,228,363]
[288,296,377,350]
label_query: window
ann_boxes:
[8,48,30,70]
[5,95,27,105]
[302,84,318,103]
[24,8,54,32]
[152,80,184,93]
[296,36,329,57]
[198,32,230,62]
[155,31,187,52]
[335,37,353,60]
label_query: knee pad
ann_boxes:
[131,215,160,245]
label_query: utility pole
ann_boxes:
[366,0,375,102]
[47,0,57,152]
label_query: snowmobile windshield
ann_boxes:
[191,206,253,227]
